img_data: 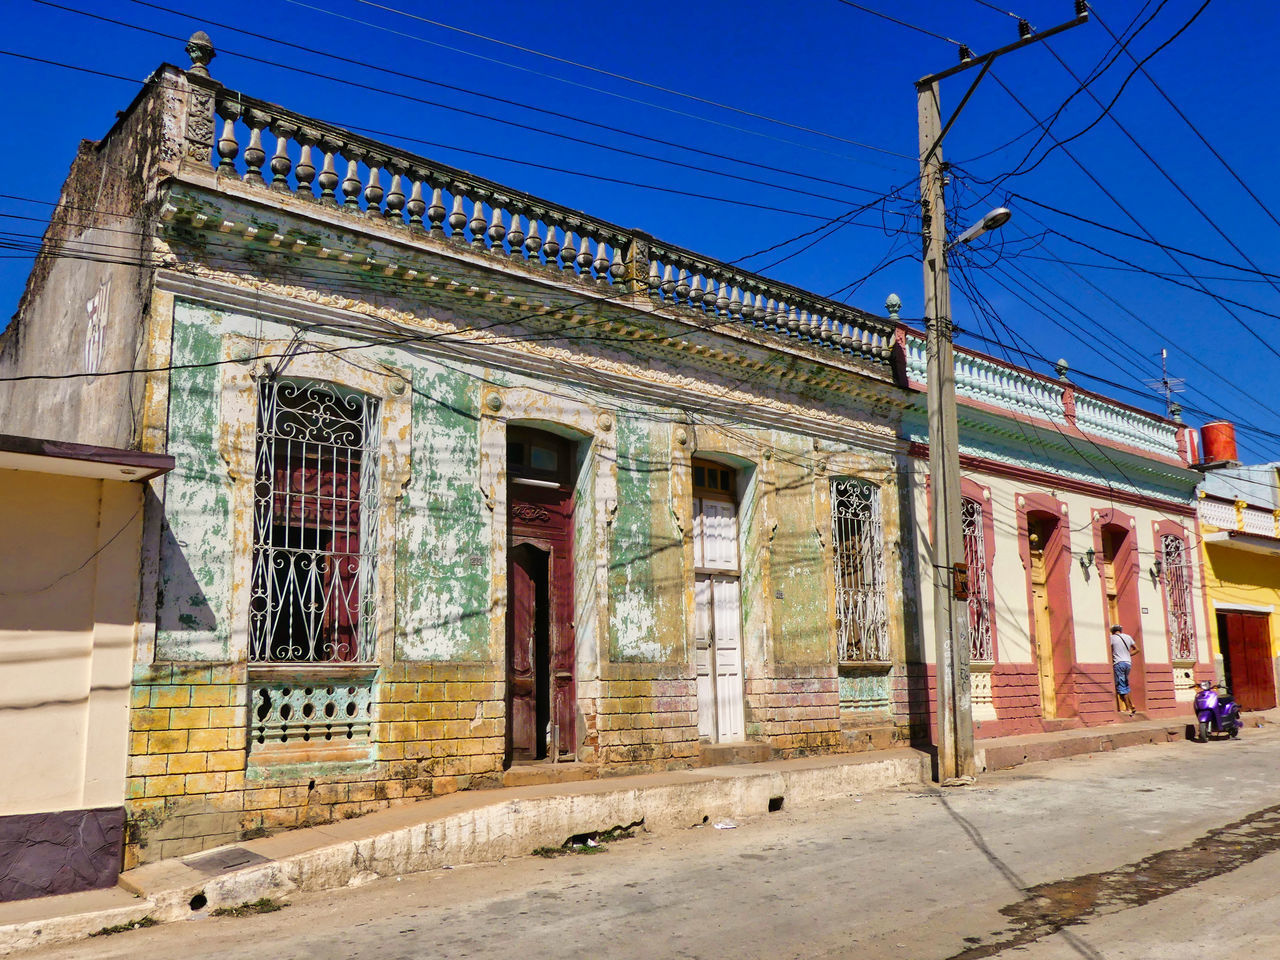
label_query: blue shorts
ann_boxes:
[1114,661,1132,695]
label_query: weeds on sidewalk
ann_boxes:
[211,898,287,918]
[90,917,158,937]
[531,822,644,858]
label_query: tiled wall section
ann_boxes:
[124,662,505,868]
[747,671,841,754]
[586,675,700,770]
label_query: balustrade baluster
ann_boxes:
[753,293,767,325]
[676,269,691,304]
[448,194,467,240]
[294,140,315,198]
[524,219,542,262]
[242,117,266,185]
[543,225,560,267]
[576,237,595,277]
[787,305,800,337]
[507,213,525,260]
[469,201,487,248]
[384,170,405,222]
[798,310,812,340]
[363,166,384,216]
[688,275,703,310]
[560,231,577,271]
[593,240,610,283]
[764,298,777,328]
[715,283,729,316]
[341,157,362,210]
[268,126,292,190]
[426,186,445,236]
[487,207,506,253]
[317,147,339,205]
[406,181,426,230]
[840,320,854,352]
[729,286,743,318]
[215,112,239,174]
[661,264,675,300]
[648,261,661,299]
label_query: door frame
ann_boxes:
[1018,494,1078,720]
[1217,609,1277,711]
[1092,512,1146,711]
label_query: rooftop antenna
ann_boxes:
[1143,348,1185,418]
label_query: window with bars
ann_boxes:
[1161,534,1196,661]
[831,478,889,662]
[249,378,380,663]
[961,497,995,662]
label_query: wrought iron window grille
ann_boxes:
[249,377,381,664]
[831,478,890,662]
[1160,534,1197,661]
[962,497,995,662]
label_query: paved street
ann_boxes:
[27,727,1280,960]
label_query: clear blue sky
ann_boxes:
[3,0,1278,460]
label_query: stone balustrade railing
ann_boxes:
[1073,393,1179,456]
[905,332,1067,420]
[182,82,895,366]
[904,331,1181,458]
[1199,496,1280,538]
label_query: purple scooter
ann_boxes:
[1193,681,1242,742]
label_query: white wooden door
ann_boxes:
[694,497,744,742]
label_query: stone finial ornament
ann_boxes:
[1054,358,1070,382]
[884,293,902,320]
[186,31,216,77]
[1169,401,1183,423]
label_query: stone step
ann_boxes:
[502,762,598,788]
[699,741,773,766]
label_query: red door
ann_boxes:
[1219,612,1277,712]
[506,429,576,764]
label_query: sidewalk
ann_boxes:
[3,710,1274,955]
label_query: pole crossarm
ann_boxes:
[916,11,1090,90]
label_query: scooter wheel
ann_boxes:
[1198,720,1210,742]
[1229,725,1240,739]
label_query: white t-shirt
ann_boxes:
[1110,632,1136,664]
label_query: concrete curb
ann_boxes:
[0,749,929,955]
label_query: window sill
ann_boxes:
[838,660,893,674]
[247,663,379,683]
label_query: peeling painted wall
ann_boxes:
[396,365,489,661]
[609,416,682,662]
[156,305,231,660]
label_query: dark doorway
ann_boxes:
[508,543,551,761]
[505,427,577,766]
[1100,524,1145,710]
[1218,611,1276,712]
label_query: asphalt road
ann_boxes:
[27,725,1280,960]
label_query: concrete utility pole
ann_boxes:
[916,4,1089,784]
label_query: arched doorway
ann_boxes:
[1026,510,1076,719]
[1098,521,1146,711]
[505,427,576,764]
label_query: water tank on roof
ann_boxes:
[1201,420,1238,463]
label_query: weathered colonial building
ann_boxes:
[898,335,1210,736]
[0,36,916,869]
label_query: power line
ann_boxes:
[113,0,907,197]
[1090,6,1280,235]
[833,0,965,46]
[267,0,914,167]
[323,0,918,160]
[29,1,889,218]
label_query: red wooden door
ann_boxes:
[1221,612,1276,712]
[506,429,576,762]
[507,545,543,760]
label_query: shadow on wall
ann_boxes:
[156,499,219,651]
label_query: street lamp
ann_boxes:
[950,207,1013,248]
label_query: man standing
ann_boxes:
[1111,624,1139,716]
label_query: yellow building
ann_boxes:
[1197,463,1280,712]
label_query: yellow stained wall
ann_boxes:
[0,469,143,815]
[1200,539,1280,662]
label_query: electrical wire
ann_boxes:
[833,0,964,46]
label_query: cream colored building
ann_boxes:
[898,332,1209,736]
[0,435,172,900]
